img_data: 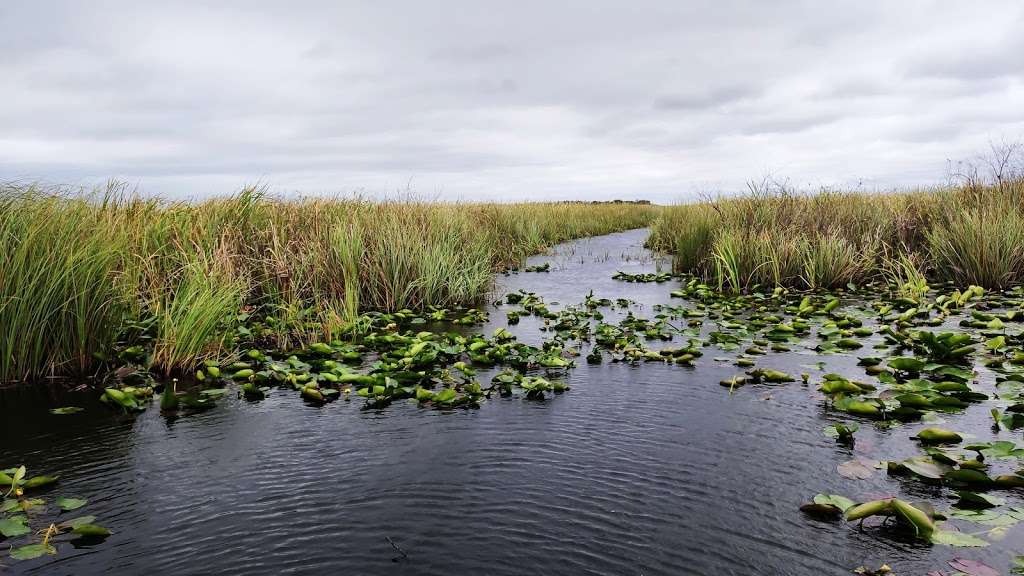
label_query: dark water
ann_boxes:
[2,228,1022,575]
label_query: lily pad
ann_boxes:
[0,515,30,537]
[950,508,1024,527]
[9,543,56,560]
[71,523,111,537]
[56,496,88,511]
[813,494,855,512]
[888,357,926,373]
[900,456,952,479]
[49,406,84,415]
[955,491,1004,509]
[931,529,989,547]
[57,515,97,530]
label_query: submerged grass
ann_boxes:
[650,177,1024,293]
[0,183,656,381]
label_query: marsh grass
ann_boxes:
[928,200,1024,289]
[651,178,1024,293]
[0,184,656,381]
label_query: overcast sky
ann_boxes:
[2,1,1023,202]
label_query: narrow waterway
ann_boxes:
[1,228,1020,575]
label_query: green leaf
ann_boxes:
[49,406,84,415]
[888,357,926,372]
[433,388,457,403]
[0,515,30,537]
[5,465,25,497]
[979,440,1024,459]
[57,515,96,530]
[813,494,855,512]
[955,491,1004,509]
[950,508,1021,527]
[986,335,1007,351]
[22,475,58,489]
[930,529,989,547]
[56,496,87,511]
[901,456,951,479]
[71,524,111,537]
[9,543,56,560]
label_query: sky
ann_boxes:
[2,1,1023,202]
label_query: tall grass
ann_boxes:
[0,184,657,381]
[651,177,1024,293]
[928,201,1024,289]
[0,191,127,381]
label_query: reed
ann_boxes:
[650,177,1024,292]
[0,183,657,381]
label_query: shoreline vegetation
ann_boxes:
[3,149,1023,385]
[0,183,656,382]
[647,176,1024,293]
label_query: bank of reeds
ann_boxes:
[0,183,657,381]
[648,178,1024,293]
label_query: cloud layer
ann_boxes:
[2,1,1023,201]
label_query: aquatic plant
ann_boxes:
[649,174,1024,292]
[0,183,657,382]
[1,465,109,561]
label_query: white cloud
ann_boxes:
[1,0,1022,201]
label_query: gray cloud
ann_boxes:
[1,0,1023,202]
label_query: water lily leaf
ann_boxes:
[950,509,1021,527]
[57,515,96,530]
[9,543,55,560]
[0,515,30,537]
[931,529,989,547]
[947,558,999,575]
[954,491,1004,509]
[22,475,58,489]
[838,459,875,480]
[199,388,228,397]
[71,523,111,537]
[901,456,952,479]
[986,335,1007,351]
[49,406,84,415]
[979,440,1024,459]
[813,494,855,512]
[56,496,87,511]
[888,357,926,372]
[932,365,975,382]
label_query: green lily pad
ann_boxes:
[955,491,1004,509]
[56,496,88,511]
[49,406,84,415]
[0,515,30,537]
[9,543,56,560]
[888,357,926,372]
[900,456,952,479]
[950,508,1024,527]
[71,523,111,537]
[813,494,855,512]
[57,515,97,530]
[930,529,989,547]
